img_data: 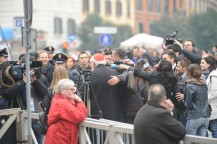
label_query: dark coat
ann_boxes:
[41,63,54,84]
[134,101,186,144]
[2,79,48,113]
[90,64,124,122]
[182,49,201,64]
[117,70,143,123]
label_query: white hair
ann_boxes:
[55,79,74,94]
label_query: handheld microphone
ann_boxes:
[110,64,119,69]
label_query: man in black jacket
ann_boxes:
[134,84,186,144]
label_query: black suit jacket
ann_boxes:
[134,101,186,144]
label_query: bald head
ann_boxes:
[148,84,166,104]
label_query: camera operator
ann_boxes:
[71,52,91,98]
[2,63,48,144]
[108,48,143,124]
[0,48,17,144]
[175,39,201,64]
[19,54,50,88]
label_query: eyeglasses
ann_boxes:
[67,87,76,93]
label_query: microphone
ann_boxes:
[110,64,119,69]
[171,31,178,37]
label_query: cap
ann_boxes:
[44,46,55,54]
[53,53,68,64]
[0,48,8,57]
[90,53,105,65]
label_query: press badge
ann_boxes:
[30,98,35,111]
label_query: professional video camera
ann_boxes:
[80,70,92,82]
[164,31,182,46]
[0,61,42,87]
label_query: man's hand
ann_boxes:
[108,76,120,85]
[122,59,134,65]
[174,39,184,50]
[163,99,174,112]
[118,64,129,70]
[176,93,184,101]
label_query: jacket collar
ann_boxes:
[147,101,166,110]
[186,78,205,85]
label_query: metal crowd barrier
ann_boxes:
[0,108,39,144]
[79,118,217,144]
[1,109,217,144]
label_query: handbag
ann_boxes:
[127,68,137,94]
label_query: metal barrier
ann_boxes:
[0,108,39,144]
[79,118,217,144]
[1,109,217,144]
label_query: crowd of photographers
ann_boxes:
[0,39,217,143]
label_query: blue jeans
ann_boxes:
[186,117,209,137]
[210,119,217,138]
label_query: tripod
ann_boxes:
[77,72,103,119]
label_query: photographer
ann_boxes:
[2,66,48,144]
[0,48,17,144]
[175,39,201,64]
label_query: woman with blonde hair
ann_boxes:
[40,66,69,111]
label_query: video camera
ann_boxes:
[164,31,182,46]
[80,70,92,82]
[0,61,42,87]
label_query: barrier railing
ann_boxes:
[79,118,217,144]
[1,109,217,144]
[0,108,39,144]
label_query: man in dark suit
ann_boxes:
[89,53,124,122]
[134,84,186,144]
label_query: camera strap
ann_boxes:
[0,65,15,88]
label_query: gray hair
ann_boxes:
[148,84,166,104]
[55,79,74,94]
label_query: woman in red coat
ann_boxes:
[45,79,87,144]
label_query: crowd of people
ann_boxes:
[0,40,216,144]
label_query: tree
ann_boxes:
[77,13,133,51]
[150,11,217,50]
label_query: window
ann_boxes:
[116,1,122,16]
[94,0,100,13]
[105,0,111,15]
[83,0,89,12]
[156,0,161,13]
[148,0,153,12]
[138,22,144,33]
[67,19,76,35]
[137,0,143,10]
[164,0,169,13]
[127,0,131,17]
[54,17,62,34]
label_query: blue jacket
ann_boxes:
[184,78,209,120]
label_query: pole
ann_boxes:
[23,0,32,143]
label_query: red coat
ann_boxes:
[45,94,87,144]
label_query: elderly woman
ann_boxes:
[45,79,87,144]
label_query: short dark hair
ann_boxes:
[167,44,182,55]
[177,58,191,68]
[114,48,126,59]
[148,84,166,104]
[78,52,89,59]
[184,40,195,47]
[162,50,176,60]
